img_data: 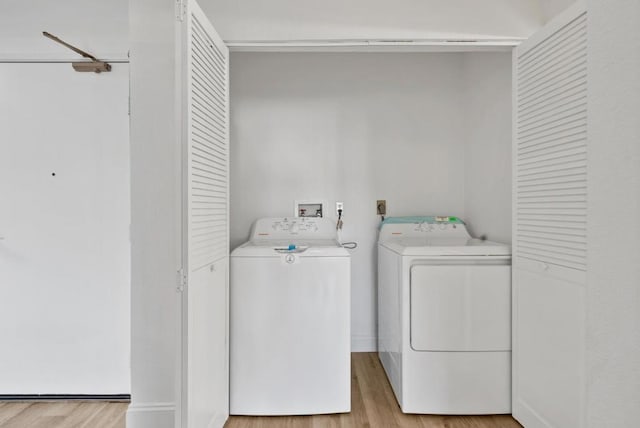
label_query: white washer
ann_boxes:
[230,217,351,415]
[378,216,512,414]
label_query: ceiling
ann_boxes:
[200,0,578,42]
[0,0,576,60]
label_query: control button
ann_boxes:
[290,223,299,233]
[418,223,433,232]
[285,254,295,264]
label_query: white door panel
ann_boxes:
[180,0,229,426]
[187,261,228,427]
[0,63,130,394]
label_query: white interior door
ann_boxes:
[512,2,587,427]
[0,63,130,395]
[179,0,230,427]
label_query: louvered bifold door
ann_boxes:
[512,3,587,428]
[515,11,588,273]
[180,0,230,427]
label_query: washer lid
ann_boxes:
[380,237,511,256]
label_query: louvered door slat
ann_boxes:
[518,158,586,175]
[518,35,586,81]
[517,15,585,65]
[518,145,586,165]
[518,96,586,128]
[519,73,587,108]
[518,77,586,113]
[519,133,586,155]
[187,11,229,272]
[518,86,586,121]
[516,12,587,272]
[518,49,586,97]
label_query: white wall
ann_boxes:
[586,1,640,426]
[463,53,513,243]
[0,63,130,394]
[538,0,578,22]
[230,52,512,351]
[0,0,128,61]
[202,0,546,42]
[127,0,180,426]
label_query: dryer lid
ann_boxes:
[378,216,511,256]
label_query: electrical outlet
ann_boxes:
[377,200,386,215]
[336,202,344,216]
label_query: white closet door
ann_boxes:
[512,2,587,428]
[180,1,229,427]
[0,63,130,396]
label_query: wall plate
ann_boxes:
[294,199,326,218]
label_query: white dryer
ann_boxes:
[230,217,351,415]
[378,216,512,414]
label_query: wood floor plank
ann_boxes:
[0,402,31,426]
[59,402,106,428]
[81,402,127,428]
[355,353,401,427]
[1,403,51,428]
[0,402,126,428]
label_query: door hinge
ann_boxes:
[176,268,187,293]
[176,0,186,22]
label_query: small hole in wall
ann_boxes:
[51,172,56,177]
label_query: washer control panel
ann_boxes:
[250,217,337,240]
[271,218,319,233]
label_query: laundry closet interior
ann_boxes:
[229,50,513,349]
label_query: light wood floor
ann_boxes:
[225,353,521,428]
[0,353,522,428]
[0,401,127,428]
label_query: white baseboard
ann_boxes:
[126,402,176,428]
[208,413,228,428]
[351,335,377,352]
[513,399,553,428]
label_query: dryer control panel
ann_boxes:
[249,217,338,241]
[379,216,471,241]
